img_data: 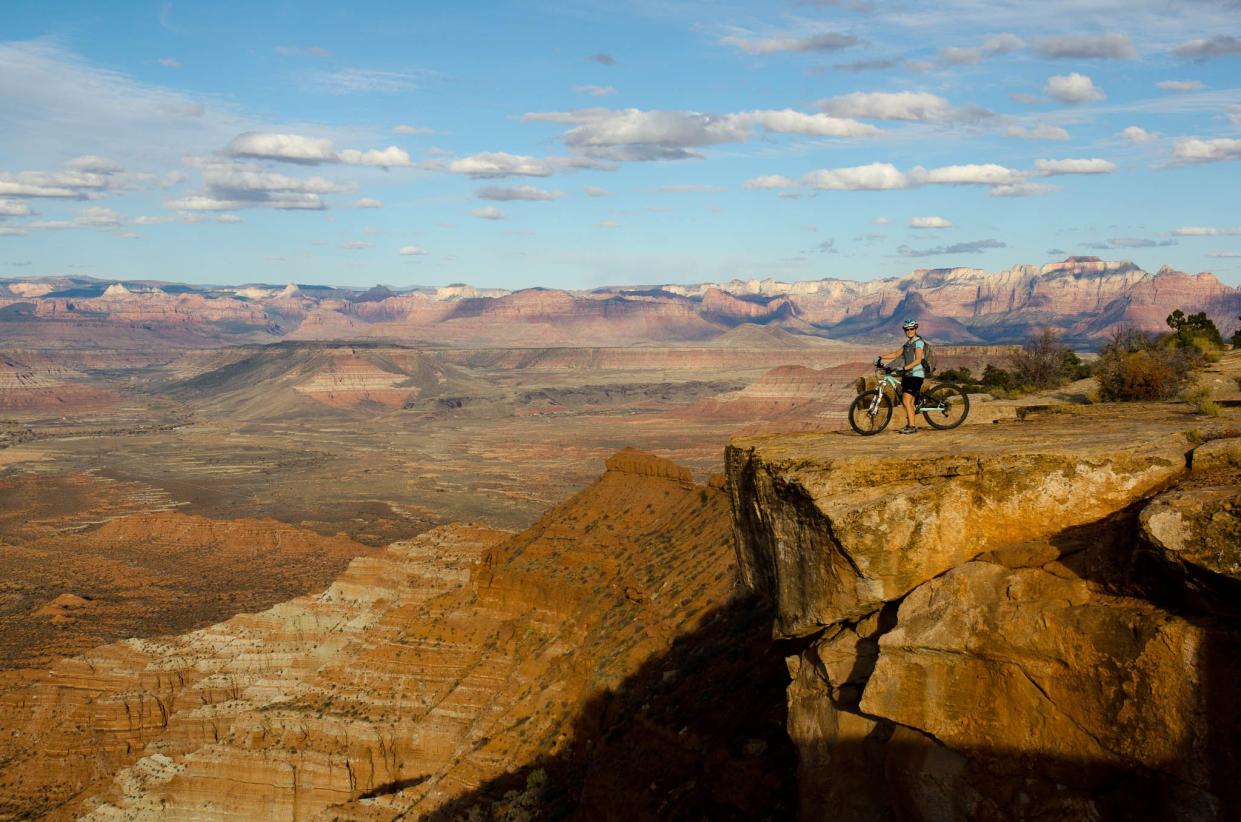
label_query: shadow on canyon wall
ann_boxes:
[424,593,800,821]
[424,501,1240,821]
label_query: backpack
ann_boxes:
[915,336,936,377]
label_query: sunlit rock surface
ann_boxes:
[0,451,783,821]
[727,405,1241,820]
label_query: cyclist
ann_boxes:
[880,318,925,434]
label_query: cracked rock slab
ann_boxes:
[860,560,1238,798]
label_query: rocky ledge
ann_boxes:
[726,406,1241,821]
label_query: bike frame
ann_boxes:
[867,369,949,417]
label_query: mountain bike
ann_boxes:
[848,357,970,435]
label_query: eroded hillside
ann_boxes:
[0,450,795,821]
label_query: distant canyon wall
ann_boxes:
[2,257,1239,348]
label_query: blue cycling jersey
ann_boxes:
[902,337,925,378]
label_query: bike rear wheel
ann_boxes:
[921,383,970,429]
[848,389,893,436]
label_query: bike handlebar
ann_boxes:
[874,356,901,375]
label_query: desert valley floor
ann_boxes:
[4,331,957,668]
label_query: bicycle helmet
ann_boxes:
[901,318,919,330]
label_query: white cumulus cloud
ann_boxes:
[339,146,412,167]
[226,133,411,168]
[445,152,554,178]
[910,216,952,229]
[1006,124,1070,140]
[818,91,954,121]
[0,199,33,216]
[743,175,798,190]
[1120,126,1156,143]
[796,162,1028,195]
[399,245,429,255]
[988,182,1057,197]
[915,164,1024,185]
[554,109,750,160]
[166,160,354,211]
[1170,137,1241,164]
[1034,158,1117,175]
[0,180,79,198]
[734,109,880,137]
[803,163,910,190]
[201,165,356,194]
[1044,73,1104,104]
[522,106,878,165]
[226,132,337,164]
[354,198,383,208]
[471,205,506,220]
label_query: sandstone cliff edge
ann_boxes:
[726,405,1241,821]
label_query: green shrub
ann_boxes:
[1095,329,1194,401]
[1167,309,1224,349]
[1183,386,1221,416]
[1060,348,1092,381]
[981,363,1017,391]
[936,366,977,384]
[1230,315,1241,348]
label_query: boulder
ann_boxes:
[1140,483,1241,585]
[1191,436,1241,474]
[861,560,1241,819]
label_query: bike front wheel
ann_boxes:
[848,389,893,436]
[921,383,970,430]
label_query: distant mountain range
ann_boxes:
[2,257,1238,348]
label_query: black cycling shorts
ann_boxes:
[901,374,924,400]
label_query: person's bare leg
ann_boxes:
[902,391,917,428]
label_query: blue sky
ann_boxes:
[1,0,1240,288]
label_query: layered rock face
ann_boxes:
[727,411,1241,820]
[0,450,781,820]
[3,257,1238,348]
[0,352,122,412]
